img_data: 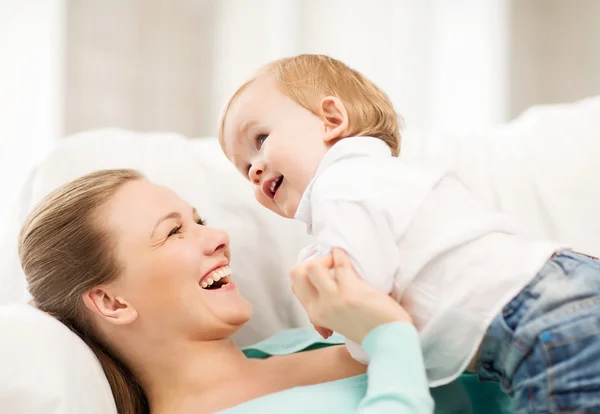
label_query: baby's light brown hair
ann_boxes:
[219,54,402,156]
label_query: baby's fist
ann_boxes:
[314,324,334,339]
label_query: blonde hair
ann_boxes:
[19,169,148,414]
[219,54,402,156]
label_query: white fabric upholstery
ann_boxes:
[0,304,117,414]
[401,95,600,257]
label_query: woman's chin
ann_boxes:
[203,290,253,325]
[222,300,253,326]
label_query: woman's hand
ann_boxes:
[290,248,413,345]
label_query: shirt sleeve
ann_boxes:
[309,198,400,295]
[358,322,434,413]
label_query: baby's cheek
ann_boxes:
[253,186,267,204]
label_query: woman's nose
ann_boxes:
[203,227,230,257]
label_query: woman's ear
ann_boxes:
[320,96,349,143]
[83,287,138,325]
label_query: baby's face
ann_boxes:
[221,77,330,218]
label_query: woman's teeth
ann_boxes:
[200,265,231,289]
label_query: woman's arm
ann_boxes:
[290,249,434,413]
[359,322,433,413]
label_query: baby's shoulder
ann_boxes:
[313,161,390,202]
[314,156,443,202]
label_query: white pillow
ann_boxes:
[401,95,600,257]
[0,304,117,414]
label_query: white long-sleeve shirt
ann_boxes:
[295,137,563,387]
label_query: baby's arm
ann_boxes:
[309,198,400,295]
[289,248,433,413]
[298,199,402,357]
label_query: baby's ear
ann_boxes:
[320,96,349,143]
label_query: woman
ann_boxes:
[19,169,506,414]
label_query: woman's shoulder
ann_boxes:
[219,329,366,414]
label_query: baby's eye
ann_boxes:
[256,134,268,149]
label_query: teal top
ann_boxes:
[220,323,514,413]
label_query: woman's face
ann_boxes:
[101,179,252,341]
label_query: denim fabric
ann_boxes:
[477,250,600,413]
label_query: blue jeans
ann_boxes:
[476,250,600,413]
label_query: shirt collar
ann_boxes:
[295,137,392,230]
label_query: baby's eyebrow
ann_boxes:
[239,119,257,135]
[231,157,248,176]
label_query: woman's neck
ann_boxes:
[121,336,366,414]
[123,336,260,413]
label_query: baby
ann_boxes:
[219,54,600,411]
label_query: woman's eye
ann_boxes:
[256,134,268,149]
[168,218,204,237]
[168,225,182,237]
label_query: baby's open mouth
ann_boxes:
[267,176,283,198]
[200,266,232,290]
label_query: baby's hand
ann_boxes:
[313,324,334,339]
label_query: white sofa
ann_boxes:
[1,96,599,413]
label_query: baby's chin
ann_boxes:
[265,201,296,219]
[281,203,300,219]
[282,197,302,218]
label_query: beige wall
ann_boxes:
[509,0,600,117]
[64,0,600,136]
[65,0,217,137]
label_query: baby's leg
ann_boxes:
[475,251,600,413]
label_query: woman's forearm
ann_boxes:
[358,322,434,413]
